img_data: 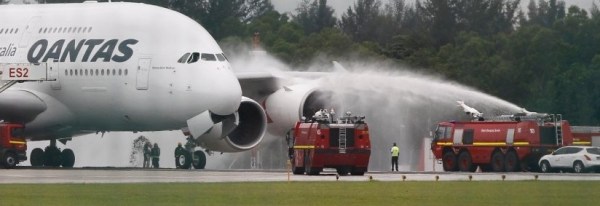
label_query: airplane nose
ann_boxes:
[208,68,242,115]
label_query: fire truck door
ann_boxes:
[453,129,464,145]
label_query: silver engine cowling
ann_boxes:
[263,84,334,136]
[190,97,267,152]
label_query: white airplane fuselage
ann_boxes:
[0,3,242,140]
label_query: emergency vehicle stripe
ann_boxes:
[573,141,591,145]
[293,145,315,149]
[436,142,453,146]
[471,142,529,146]
[9,140,26,145]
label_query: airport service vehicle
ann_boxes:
[539,146,600,173]
[431,102,598,172]
[0,123,27,168]
[288,110,370,176]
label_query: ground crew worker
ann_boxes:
[143,141,152,168]
[391,142,399,171]
[174,142,186,168]
[151,143,161,168]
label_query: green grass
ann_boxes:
[0,181,598,205]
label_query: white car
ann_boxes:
[539,146,600,173]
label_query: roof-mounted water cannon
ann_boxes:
[457,101,483,119]
[311,109,365,124]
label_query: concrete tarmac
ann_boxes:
[2,167,600,184]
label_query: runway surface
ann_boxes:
[2,167,600,184]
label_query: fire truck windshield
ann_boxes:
[10,127,24,138]
[434,126,452,140]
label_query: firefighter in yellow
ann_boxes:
[391,142,400,171]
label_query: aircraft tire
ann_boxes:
[61,149,75,168]
[30,148,44,167]
[192,151,206,169]
[44,146,62,167]
[176,152,192,169]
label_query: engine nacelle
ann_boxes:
[195,97,267,152]
[264,84,333,136]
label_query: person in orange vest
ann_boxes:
[391,143,400,171]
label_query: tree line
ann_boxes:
[6,0,600,125]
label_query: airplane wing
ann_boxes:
[0,89,47,123]
[236,72,281,101]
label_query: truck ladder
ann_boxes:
[555,114,563,146]
[0,80,17,94]
[339,127,347,154]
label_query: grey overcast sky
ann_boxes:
[271,0,597,17]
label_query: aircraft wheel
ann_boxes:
[176,152,192,169]
[30,148,44,167]
[44,146,62,167]
[192,151,206,169]
[2,152,17,168]
[61,149,75,168]
[490,151,505,172]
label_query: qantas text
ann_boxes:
[27,39,138,63]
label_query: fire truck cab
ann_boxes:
[0,123,27,168]
[288,110,371,176]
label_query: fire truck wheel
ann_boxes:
[539,160,552,173]
[442,152,458,171]
[336,167,350,176]
[490,151,505,172]
[192,151,206,169]
[176,152,192,169]
[61,149,75,168]
[573,161,585,173]
[291,159,305,174]
[350,168,366,176]
[504,151,520,172]
[457,151,475,172]
[2,152,17,168]
[30,148,44,167]
[307,167,321,175]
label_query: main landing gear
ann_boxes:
[30,139,75,168]
[175,136,206,169]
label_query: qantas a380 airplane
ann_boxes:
[0,2,328,168]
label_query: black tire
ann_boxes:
[2,152,18,168]
[573,161,585,173]
[291,157,305,175]
[192,151,206,169]
[61,149,75,168]
[307,167,321,175]
[336,167,350,176]
[457,151,476,172]
[442,152,458,171]
[350,167,366,176]
[504,150,520,172]
[44,146,62,167]
[176,152,192,169]
[490,151,505,172]
[30,148,44,167]
[539,160,552,173]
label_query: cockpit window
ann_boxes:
[201,53,216,61]
[216,53,226,61]
[178,53,190,63]
[222,53,229,61]
[188,52,200,63]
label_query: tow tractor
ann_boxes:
[288,110,371,176]
[0,63,53,168]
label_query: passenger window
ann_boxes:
[178,53,190,63]
[187,52,200,63]
[216,53,226,61]
[201,53,216,61]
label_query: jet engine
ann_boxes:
[189,97,267,152]
[263,84,334,136]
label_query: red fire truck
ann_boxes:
[288,110,371,175]
[0,123,27,168]
[431,113,596,172]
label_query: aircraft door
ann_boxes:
[47,61,61,90]
[136,58,151,90]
